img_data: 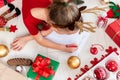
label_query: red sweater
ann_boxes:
[22,0,51,35]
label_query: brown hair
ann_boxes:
[49,2,80,31]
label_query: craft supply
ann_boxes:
[67,56,80,69]
[0,3,21,27]
[90,44,104,55]
[94,67,107,80]
[15,65,23,73]
[27,54,59,80]
[0,44,9,58]
[105,59,118,72]
[7,58,32,66]
[66,44,78,48]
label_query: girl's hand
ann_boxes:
[64,44,78,53]
[10,37,29,51]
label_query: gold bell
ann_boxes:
[0,44,9,58]
[67,56,81,69]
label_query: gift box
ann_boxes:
[27,54,59,80]
[0,62,26,80]
[0,0,14,8]
[105,19,120,47]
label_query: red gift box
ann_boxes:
[105,19,120,47]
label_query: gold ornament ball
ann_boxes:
[0,44,9,58]
[67,56,81,69]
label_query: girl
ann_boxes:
[11,0,89,53]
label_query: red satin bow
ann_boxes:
[32,56,55,80]
[97,16,108,28]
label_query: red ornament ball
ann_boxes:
[106,60,118,72]
[90,47,98,55]
[94,67,107,80]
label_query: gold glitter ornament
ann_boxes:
[67,56,80,69]
[0,44,9,58]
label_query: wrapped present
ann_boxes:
[0,62,26,80]
[27,54,59,80]
[105,19,120,47]
[0,0,14,8]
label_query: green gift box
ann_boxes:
[27,54,59,80]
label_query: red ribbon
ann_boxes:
[32,56,55,80]
[97,16,108,28]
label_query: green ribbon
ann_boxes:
[109,1,120,18]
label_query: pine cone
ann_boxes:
[7,58,33,66]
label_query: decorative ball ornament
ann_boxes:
[90,44,104,55]
[67,56,80,69]
[106,60,118,72]
[90,47,98,55]
[94,67,107,80]
[0,44,9,58]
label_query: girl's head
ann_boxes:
[49,2,82,31]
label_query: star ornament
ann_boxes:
[9,25,18,32]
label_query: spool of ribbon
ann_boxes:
[32,56,55,80]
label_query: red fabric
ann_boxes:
[22,0,51,35]
[105,19,120,47]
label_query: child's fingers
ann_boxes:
[10,41,18,47]
[11,44,22,51]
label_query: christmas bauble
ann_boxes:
[0,44,9,58]
[67,56,80,69]
[90,47,98,55]
[94,67,107,80]
[106,60,118,72]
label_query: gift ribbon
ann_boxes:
[32,56,55,80]
[97,16,108,28]
[112,21,120,39]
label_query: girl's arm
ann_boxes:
[32,32,78,53]
[11,31,78,53]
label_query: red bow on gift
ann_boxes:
[97,16,108,28]
[32,56,55,80]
